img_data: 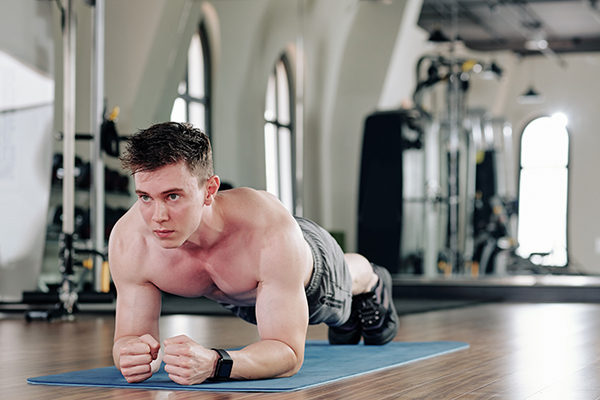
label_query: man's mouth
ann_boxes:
[154,229,174,238]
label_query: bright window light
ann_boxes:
[264,123,279,196]
[517,116,569,266]
[551,112,568,128]
[170,98,187,123]
[278,127,293,212]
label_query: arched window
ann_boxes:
[264,54,295,213]
[517,114,569,267]
[171,22,211,138]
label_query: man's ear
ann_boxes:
[204,175,220,205]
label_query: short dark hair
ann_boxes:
[121,122,213,181]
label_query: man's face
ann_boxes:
[134,162,206,249]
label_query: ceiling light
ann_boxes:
[525,39,548,51]
[517,87,545,104]
[428,29,451,43]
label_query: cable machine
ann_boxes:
[412,54,504,275]
[25,0,114,321]
[357,50,506,277]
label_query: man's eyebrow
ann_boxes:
[135,188,185,196]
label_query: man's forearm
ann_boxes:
[229,339,303,380]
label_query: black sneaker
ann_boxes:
[356,264,399,345]
[328,300,361,345]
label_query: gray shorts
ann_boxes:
[220,216,353,327]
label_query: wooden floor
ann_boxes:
[4,302,600,399]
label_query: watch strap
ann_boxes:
[211,348,233,380]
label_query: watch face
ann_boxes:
[218,360,233,378]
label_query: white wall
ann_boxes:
[0,0,55,300]
[0,0,54,76]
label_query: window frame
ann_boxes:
[171,22,212,139]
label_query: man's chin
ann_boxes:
[154,235,184,249]
[158,242,182,249]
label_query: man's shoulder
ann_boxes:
[221,187,287,221]
[224,187,273,202]
[110,205,140,238]
[108,206,149,263]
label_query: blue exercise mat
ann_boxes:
[28,340,468,392]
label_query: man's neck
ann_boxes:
[182,197,226,251]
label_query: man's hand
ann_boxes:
[118,334,162,383]
[163,335,218,385]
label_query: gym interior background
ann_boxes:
[3,0,600,308]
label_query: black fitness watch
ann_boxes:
[211,348,233,380]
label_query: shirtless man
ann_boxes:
[109,122,398,385]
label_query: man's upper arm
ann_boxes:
[109,229,161,341]
[253,227,310,359]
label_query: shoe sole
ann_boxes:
[328,327,362,345]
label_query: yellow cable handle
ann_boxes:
[108,106,120,121]
[83,258,94,270]
[461,59,478,73]
[101,261,111,293]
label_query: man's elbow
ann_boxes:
[280,363,302,378]
[278,350,304,378]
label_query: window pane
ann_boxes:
[178,79,187,95]
[264,123,279,197]
[265,72,276,122]
[520,117,569,168]
[278,127,293,213]
[189,102,205,131]
[517,168,568,265]
[276,60,290,125]
[188,32,204,98]
[170,98,187,123]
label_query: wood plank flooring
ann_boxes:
[3,302,600,399]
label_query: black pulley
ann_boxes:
[101,119,120,157]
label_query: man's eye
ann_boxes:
[169,194,180,200]
[140,195,151,202]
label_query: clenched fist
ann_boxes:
[163,334,219,385]
[118,334,162,383]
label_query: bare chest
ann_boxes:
[148,246,260,306]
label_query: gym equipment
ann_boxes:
[24,0,113,321]
[52,106,123,159]
[23,249,111,322]
[357,110,423,274]
[100,107,120,157]
[411,54,504,275]
[359,52,509,277]
[468,112,518,275]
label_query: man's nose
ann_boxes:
[152,202,168,222]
